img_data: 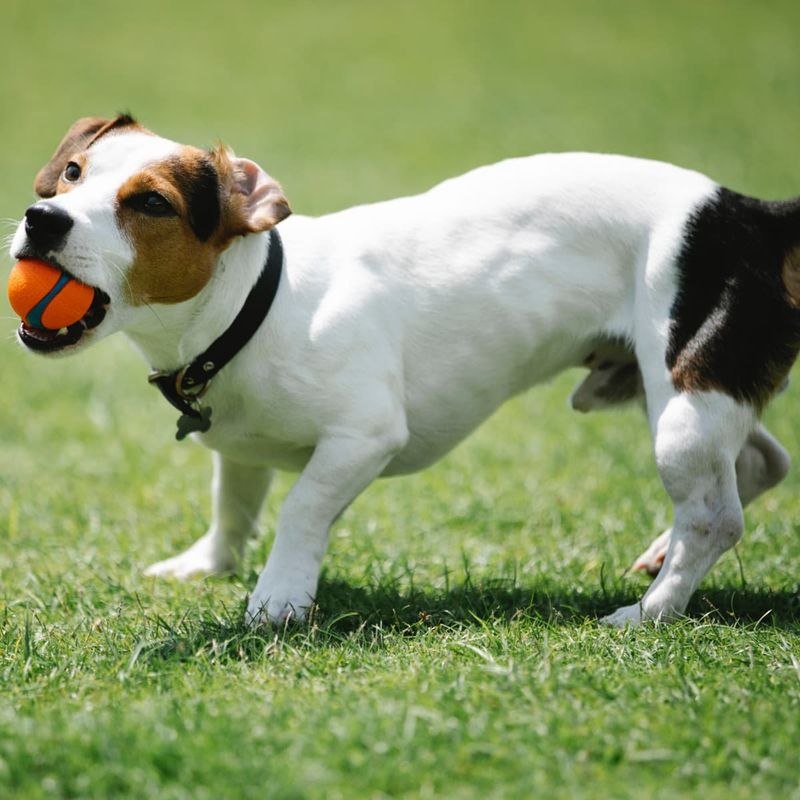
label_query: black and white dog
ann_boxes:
[10,116,800,626]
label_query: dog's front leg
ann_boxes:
[145,453,273,579]
[632,423,790,575]
[246,421,408,625]
[603,391,754,626]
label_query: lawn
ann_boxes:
[1,1,800,798]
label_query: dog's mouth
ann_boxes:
[17,266,111,354]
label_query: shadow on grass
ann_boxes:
[134,574,800,667]
[316,575,800,633]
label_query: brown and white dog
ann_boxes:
[10,115,800,626]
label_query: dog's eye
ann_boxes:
[126,192,176,217]
[63,162,81,182]
[142,193,173,216]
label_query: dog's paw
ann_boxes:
[245,575,315,627]
[144,531,237,580]
[632,529,671,576]
[600,603,644,627]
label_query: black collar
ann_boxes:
[148,227,284,440]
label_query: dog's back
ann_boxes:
[275,154,718,469]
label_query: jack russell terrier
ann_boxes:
[10,115,800,627]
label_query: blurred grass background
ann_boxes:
[1,1,800,798]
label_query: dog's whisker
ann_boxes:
[142,302,168,333]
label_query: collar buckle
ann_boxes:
[175,365,212,400]
[148,367,211,401]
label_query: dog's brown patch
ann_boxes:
[209,145,248,241]
[119,145,291,306]
[670,350,722,397]
[118,147,225,305]
[671,352,792,413]
[782,244,800,308]
[35,115,145,198]
[87,114,142,147]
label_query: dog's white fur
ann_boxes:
[11,129,791,626]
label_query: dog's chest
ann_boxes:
[189,375,317,470]
[200,426,315,470]
[194,403,315,470]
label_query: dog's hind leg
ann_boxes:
[602,388,756,626]
[632,423,790,575]
[631,528,672,577]
[734,423,791,504]
[144,453,273,579]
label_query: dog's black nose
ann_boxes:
[24,202,74,250]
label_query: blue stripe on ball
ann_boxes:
[27,272,71,329]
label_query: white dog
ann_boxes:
[10,115,800,627]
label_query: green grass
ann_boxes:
[2,1,800,797]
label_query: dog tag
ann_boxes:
[176,405,212,441]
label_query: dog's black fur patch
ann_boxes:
[667,188,800,408]
[168,156,221,242]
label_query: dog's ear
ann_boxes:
[213,147,291,235]
[230,156,292,232]
[782,244,800,307]
[34,117,113,198]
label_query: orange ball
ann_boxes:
[7,259,94,330]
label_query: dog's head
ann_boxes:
[10,114,290,355]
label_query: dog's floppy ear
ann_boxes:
[34,116,111,198]
[230,156,292,232]
[782,244,800,307]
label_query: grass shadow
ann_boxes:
[132,573,800,668]
[318,575,800,630]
